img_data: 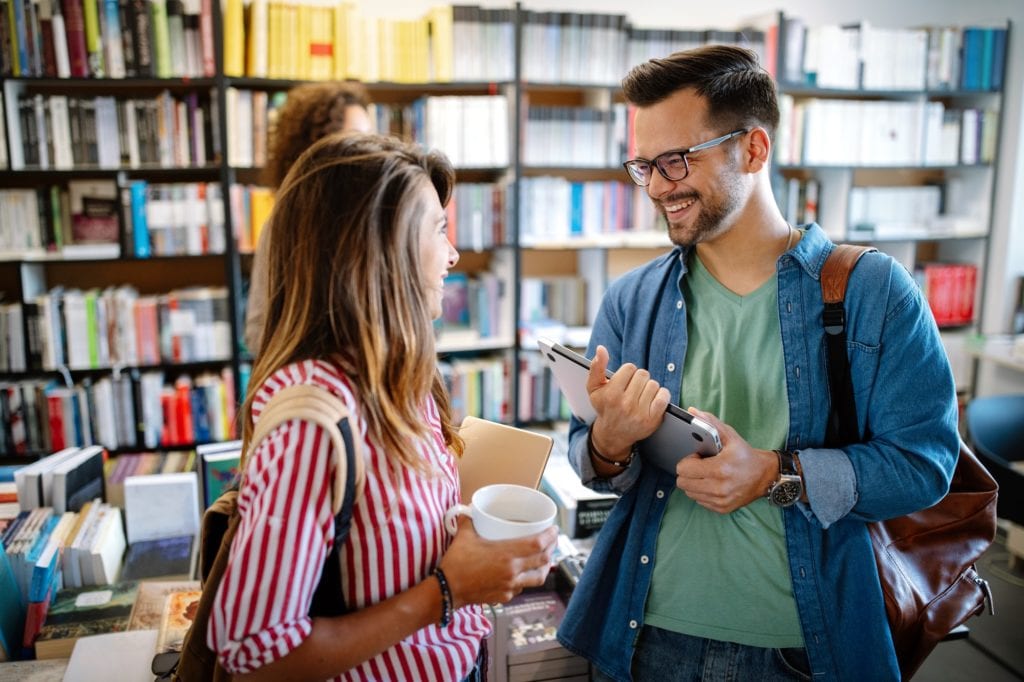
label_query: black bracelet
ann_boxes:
[587,428,637,469]
[432,567,453,628]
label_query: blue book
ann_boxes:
[0,547,25,660]
[190,386,211,443]
[990,28,1007,91]
[569,182,584,237]
[24,513,59,601]
[979,28,994,91]
[129,180,150,258]
[960,28,984,90]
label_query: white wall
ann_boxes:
[373,0,1024,394]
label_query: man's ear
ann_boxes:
[744,127,772,173]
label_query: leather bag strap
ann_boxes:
[820,244,876,446]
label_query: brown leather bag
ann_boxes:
[820,244,998,680]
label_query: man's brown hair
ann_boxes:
[622,44,779,139]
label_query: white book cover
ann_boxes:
[88,507,127,584]
[48,95,74,170]
[74,504,111,586]
[14,446,81,510]
[123,472,200,544]
[62,499,100,588]
[64,629,159,682]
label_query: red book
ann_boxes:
[47,393,67,451]
[60,0,89,77]
[160,388,177,445]
[174,377,194,444]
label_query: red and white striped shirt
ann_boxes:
[208,359,490,680]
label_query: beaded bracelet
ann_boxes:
[432,567,453,628]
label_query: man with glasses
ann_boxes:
[557,45,958,681]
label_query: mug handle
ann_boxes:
[443,504,472,535]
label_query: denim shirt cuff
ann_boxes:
[798,447,857,528]
[571,431,641,493]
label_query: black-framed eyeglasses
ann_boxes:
[623,129,749,187]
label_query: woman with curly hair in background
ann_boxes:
[244,81,374,356]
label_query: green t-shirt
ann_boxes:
[643,253,804,648]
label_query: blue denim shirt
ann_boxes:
[556,224,959,681]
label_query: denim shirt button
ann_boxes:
[629,619,638,629]
[656,490,665,499]
[667,363,676,372]
[640,555,650,564]
[676,300,683,309]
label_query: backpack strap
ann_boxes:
[820,244,876,446]
[246,383,365,515]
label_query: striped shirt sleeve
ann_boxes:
[207,417,336,674]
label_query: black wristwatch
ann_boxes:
[767,449,803,508]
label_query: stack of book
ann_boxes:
[491,590,589,682]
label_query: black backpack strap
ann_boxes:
[309,415,357,617]
[820,244,876,446]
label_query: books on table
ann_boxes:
[127,579,201,631]
[121,535,196,581]
[196,440,241,509]
[123,471,200,545]
[33,581,140,660]
[63,628,159,682]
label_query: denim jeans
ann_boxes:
[592,625,811,682]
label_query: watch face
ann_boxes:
[770,478,802,507]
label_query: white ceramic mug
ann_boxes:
[443,483,557,540]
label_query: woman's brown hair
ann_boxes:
[262,81,372,189]
[242,132,463,469]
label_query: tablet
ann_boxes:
[457,416,553,501]
[537,338,722,473]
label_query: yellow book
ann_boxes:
[222,0,245,76]
[245,0,268,76]
[308,0,334,80]
[332,1,351,79]
[249,187,275,248]
[428,5,453,82]
[296,0,312,79]
[414,15,431,83]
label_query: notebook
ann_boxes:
[456,417,554,501]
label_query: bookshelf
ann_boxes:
[772,14,1010,394]
[0,4,1013,456]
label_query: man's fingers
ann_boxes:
[587,345,611,392]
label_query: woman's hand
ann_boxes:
[438,518,559,607]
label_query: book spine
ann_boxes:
[129,179,149,257]
[80,0,102,75]
[59,0,87,76]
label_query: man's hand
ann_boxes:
[675,408,778,514]
[587,345,671,460]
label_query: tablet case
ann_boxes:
[457,416,554,501]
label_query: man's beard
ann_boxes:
[660,174,744,248]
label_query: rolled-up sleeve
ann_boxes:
[208,418,335,674]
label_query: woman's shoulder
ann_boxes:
[250,359,357,420]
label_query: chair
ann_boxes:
[965,394,1024,527]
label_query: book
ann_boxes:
[123,471,199,544]
[50,444,106,513]
[66,179,119,246]
[497,590,589,682]
[33,580,139,659]
[127,578,200,630]
[121,534,195,581]
[196,440,241,509]
[63,628,159,682]
[0,548,25,661]
[13,446,80,510]
[154,587,202,655]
